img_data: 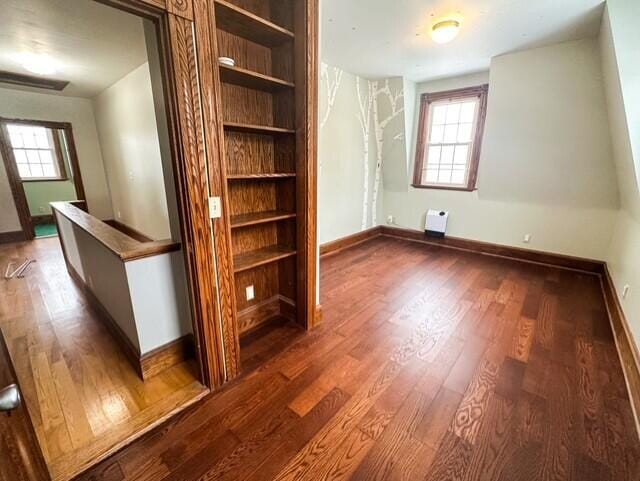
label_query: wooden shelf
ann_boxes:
[227,173,296,181]
[230,210,296,229]
[234,245,296,273]
[215,0,295,47]
[223,122,295,135]
[220,64,294,92]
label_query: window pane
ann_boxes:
[445,103,461,124]
[30,164,44,177]
[432,105,447,125]
[457,123,473,142]
[26,150,40,164]
[14,150,27,163]
[39,150,53,164]
[18,164,31,178]
[460,102,476,123]
[43,164,56,177]
[36,133,50,149]
[9,132,23,148]
[444,124,458,143]
[426,169,438,182]
[430,125,444,143]
[454,145,469,164]
[441,145,455,164]
[427,146,441,165]
[22,132,37,148]
[438,169,452,183]
[451,170,466,184]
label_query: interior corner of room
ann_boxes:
[319,0,640,430]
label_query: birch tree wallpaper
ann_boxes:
[318,61,407,244]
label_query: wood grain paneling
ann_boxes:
[193,0,241,380]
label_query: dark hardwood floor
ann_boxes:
[79,236,640,480]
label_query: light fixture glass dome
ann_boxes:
[431,20,461,44]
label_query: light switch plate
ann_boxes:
[209,196,222,219]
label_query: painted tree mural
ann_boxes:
[356,77,374,230]
[371,80,404,226]
[320,62,344,130]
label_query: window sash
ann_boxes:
[421,97,480,188]
[7,125,64,180]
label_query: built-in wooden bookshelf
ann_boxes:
[212,0,316,351]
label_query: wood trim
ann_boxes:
[0,70,69,91]
[412,84,488,191]
[0,230,26,244]
[314,304,323,325]
[0,332,51,481]
[237,295,297,336]
[140,335,194,379]
[31,214,54,226]
[163,7,229,388]
[238,296,281,335]
[62,125,87,201]
[319,226,382,257]
[379,225,605,274]
[66,262,144,378]
[0,118,86,241]
[0,122,35,239]
[193,0,240,381]
[601,266,640,436]
[52,202,179,261]
[103,219,154,242]
[295,0,319,330]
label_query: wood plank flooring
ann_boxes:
[76,237,638,479]
[0,238,207,481]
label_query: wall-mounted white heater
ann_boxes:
[425,210,449,238]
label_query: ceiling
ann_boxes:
[321,0,606,82]
[0,0,148,98]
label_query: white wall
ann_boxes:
[319,64,373,243]
[56,210,191,354]
[93,62,171,241]
[384,38,620,260]
[0,88,113,231]
[56,212,140,348]
[600,1,640,347]
[126,253,192,353]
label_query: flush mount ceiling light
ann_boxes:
[19,53,58,76]
[431,20,461,44]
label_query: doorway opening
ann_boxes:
[0,119,85,239]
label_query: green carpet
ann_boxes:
[34,223,58,238]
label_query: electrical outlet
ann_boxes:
[39,206,45,213]
[128,170,134,181]
[246,285,255,301]
[523,234,531,244]
[117,210,122,219]
[87,275,93,288]
[387,215,394,224]
[623,284,630,299]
